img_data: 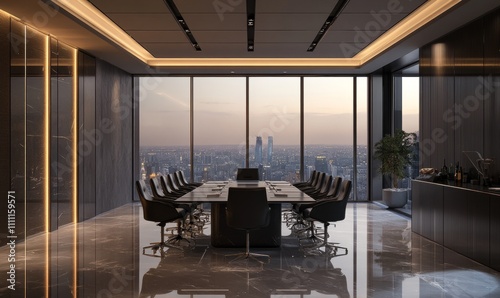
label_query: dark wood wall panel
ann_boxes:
[420,7,500,185]
[0,12,11,247]
[56,42,76,227]
[483,12,500,181]
[454,19,484,170]
[419,45,432,168]
[78,52,97,221]
[95,60,133,214]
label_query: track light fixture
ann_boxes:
[247,0,256,52]
[163,0,201,51]
[307,0,350,52]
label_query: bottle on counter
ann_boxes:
[441,159,448,176]
[455,164,462,185]
[449,163,455,180]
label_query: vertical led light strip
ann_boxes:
[23,24,27,298]
[44,35,50,298]
[72,47,78,298]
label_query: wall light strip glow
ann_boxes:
[356,0,462,65]
[51,0,461,67]
[72,47,78,298]
[44,35,50,298]
[51,0,154,63]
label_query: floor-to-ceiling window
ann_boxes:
[193,77,246,182]
[138,76,369,199]
[356,77,369,200]
[304,77,354,196]
[249,77,301,182]
[139,77,191,180]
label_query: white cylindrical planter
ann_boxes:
[382,188,408,208]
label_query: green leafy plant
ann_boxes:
[374,130,415,189]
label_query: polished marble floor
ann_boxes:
[1,202,499,297]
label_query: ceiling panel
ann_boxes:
[89,0,168,13]
[323,30,384,43]
[175,0,246,13]
[330,13,408,31]
[128,31,186,43]
[88,0,426,60]
[343,0,427,13]
[257,14,331,31]
[256,0,339,13]
[105,13,177,31]
[255,31,318,43]
[182,13,246,31]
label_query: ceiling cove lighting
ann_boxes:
[51,0,461,67]
[162,0,201,51]
[307,0,350,52]
[247,0,256,52]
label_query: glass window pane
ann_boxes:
[139,77,191,181]
[357,77,368,200]
[304,77,354,193]
[249,77,300,182]
[193,77,246,182]
[402,76,420,181]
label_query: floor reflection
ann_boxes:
[1,203,499,297]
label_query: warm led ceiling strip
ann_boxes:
[51,0,461,67]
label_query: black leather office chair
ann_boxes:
[300,180,352,257]
[177,170,203,187]
[159,175,185,198]
[167,173,192,194]
[236,168,260,180]
[150,176,178,200]
[305,174,333,198]
[225,187,270,263]
[172,171,197,191]
[298,172,326,194]
[287,176,341,232]
[136,180,187,256]
[293,170,317,188]
[315,176,342,200]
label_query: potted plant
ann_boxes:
[374,130,415,208]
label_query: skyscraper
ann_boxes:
[315,155,328,173]
[255,136,263,165]
[267,136,273,164]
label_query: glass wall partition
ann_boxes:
[249,77,301,182]
[139,77,191,181]
[193,77,246,182]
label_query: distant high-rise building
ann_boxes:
[267,136,273,163]
[315,155,328,173]
[255,136,263,164]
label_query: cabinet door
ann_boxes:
[491,197,500,271]
[412,181,444,243]
[467,192,490,266]
[443,188,468,255]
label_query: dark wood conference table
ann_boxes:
[175,180,314,247]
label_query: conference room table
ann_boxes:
[175,180,315,247]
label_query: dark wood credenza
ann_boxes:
[412,180,500,271]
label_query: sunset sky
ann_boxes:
[139,76,419,146]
